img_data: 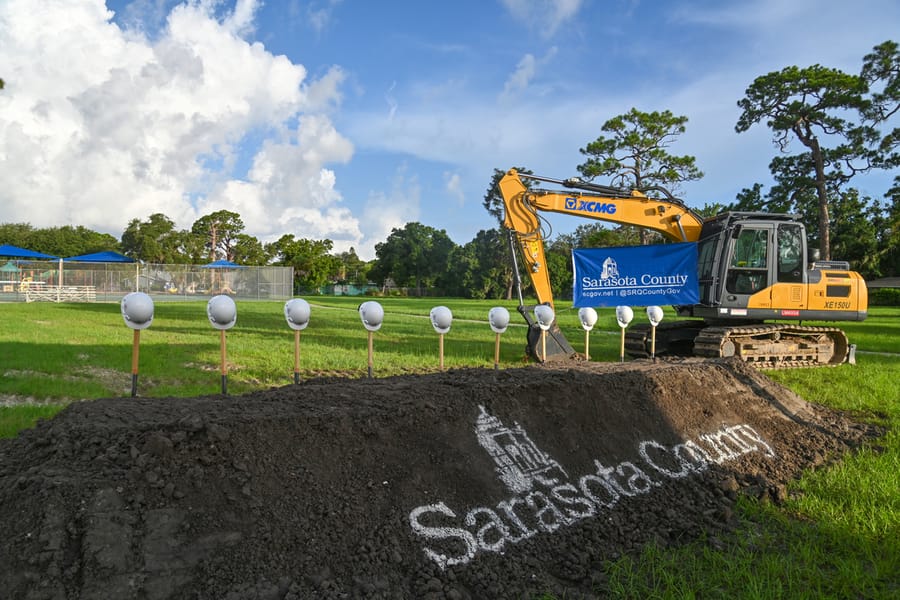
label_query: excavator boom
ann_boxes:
[499,169,704,308]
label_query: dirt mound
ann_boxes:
[0,359,879,599]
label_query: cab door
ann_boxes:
[769,222,807,313]
[722,224,773,311]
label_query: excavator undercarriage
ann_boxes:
[624,321,853,368]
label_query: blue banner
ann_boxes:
[572,242,700,307]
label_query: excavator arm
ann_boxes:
[498,168,705,309]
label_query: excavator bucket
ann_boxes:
[518,305,576,362]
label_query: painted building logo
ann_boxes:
[409,405,775,570]
[476,406,566,494]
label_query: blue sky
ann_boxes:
[1,0,898,259]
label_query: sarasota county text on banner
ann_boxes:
[572,242,700,307]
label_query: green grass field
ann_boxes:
[1,299,898,598]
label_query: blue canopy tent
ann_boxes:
[64,250,135,263]
[0,243,58,260]
[201,259,245,268]
[62,250,139,293]
[201,259,245,294]
[0,244,60,292]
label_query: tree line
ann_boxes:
[2,41,897,297]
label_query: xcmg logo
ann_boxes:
[565,197,618,215]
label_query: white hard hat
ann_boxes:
[430,306,453,334]
[284,298,311,331]
[646,305,664,326]
[207,294,237,330]
[358,301,384,332]
[616,305,634,328]
[488,306,510,334]
[121,292,154,330]
[578,307,598,331]
[533,304,555,331]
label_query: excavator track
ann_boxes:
[626,322,850,369]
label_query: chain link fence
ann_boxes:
[0,260,293,302]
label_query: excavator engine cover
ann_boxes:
[518,305,576,361]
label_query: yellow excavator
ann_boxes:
[498,168,868,368]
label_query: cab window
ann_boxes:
[732,228,768,268]
[726,228,768,294]
[777,224,803,283]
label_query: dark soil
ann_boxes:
[0,358,881,599]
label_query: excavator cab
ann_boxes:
[691,213,804,316]
[684,212,866,326]
[640,212,865,365]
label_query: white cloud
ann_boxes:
[500,0,584,37]
[198,114,356,242]
[356,165,421,260]
[667,0,898,74]
[669,0,803,27]
[500,46,557,100]
[444,172,465,207]
[113,0,167,33]
[344,93,613,180]
[223,0,262,36]
[306,0,343,34]
[502,53,537,98]
[385,81,399,121]
[304,65,346,112]
[0,0,360,251]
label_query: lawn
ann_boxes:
[1,299,898,598]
